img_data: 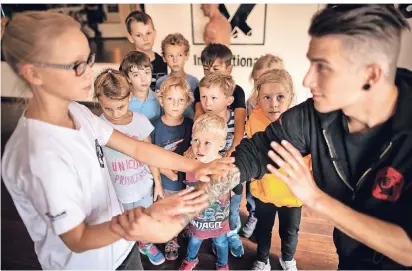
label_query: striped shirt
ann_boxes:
[220,110,246,155]
[221,109,246,195]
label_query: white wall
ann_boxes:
[398,24,412,70]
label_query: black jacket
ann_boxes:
[234,68,412,269]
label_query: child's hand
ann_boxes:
[184,146,197,160]
[224,146,236,157]
[154,185,164,201]
[165,169,178,181]
[160,168,178,181]
[194,157,235,182]
[110,188,208,243]
[147,187,209,220]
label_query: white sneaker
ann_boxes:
[279,256,297,271]
[252,260,271,270]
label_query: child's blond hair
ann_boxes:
[193,113,228,140]
[250,54,284,81]
[199,72,235,97]
[159,76,194,105]
[94,69,132,100]
[161,33,190,57]
[249,69,295,107]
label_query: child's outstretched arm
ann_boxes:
[143,136,164,200]
[159,168,178,181]
[106,129,234,180]
[110,99,312,245]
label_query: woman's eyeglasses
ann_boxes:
[32,53,95,77]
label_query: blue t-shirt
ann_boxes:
[151,117,193,191]
[128,89,161,121]
[156,74,199,119]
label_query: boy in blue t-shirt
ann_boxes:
[151,76,194,261]
[155,33,199,119]
[119,51,161,121]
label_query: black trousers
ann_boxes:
[116,243,144,270]
[255,198,302,262]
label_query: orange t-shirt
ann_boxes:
[246,107,312,207]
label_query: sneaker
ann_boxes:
[227,233,244,257]
[279,256,298,271]
[252,260,271,270]
[216,263,229,270]
[241,216,258,238]
[138,243,165,265]
[179,258,199,270]
[165,237,179,261]
[181,227,192,239]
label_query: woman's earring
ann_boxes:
[362,83,371,91]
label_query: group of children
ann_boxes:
[94,9,310,271]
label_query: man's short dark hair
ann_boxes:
[309,4,410,80]
[125,11,154,34]
[200,43,233,67]
[119,51,152,76]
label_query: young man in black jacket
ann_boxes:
[232,5,412,270]
[111,4,412,270]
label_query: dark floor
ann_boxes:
[1,98,338,270]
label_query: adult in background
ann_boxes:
[200,4,232,47]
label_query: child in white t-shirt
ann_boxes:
[1,11,234,270]
[94,69,166,266]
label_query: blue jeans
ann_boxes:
[186,233,228,266]
[246,182,256,218]
[229,194,242,231]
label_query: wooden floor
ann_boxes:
[1,179,338,270]
[1,37,338,270]
[140,194,339,270]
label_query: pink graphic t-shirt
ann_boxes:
[100,112,154,204]
[185,172,230,240]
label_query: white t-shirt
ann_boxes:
[1,102,134,270]
[100,112,154,204]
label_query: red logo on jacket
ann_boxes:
[372,167,404,202]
